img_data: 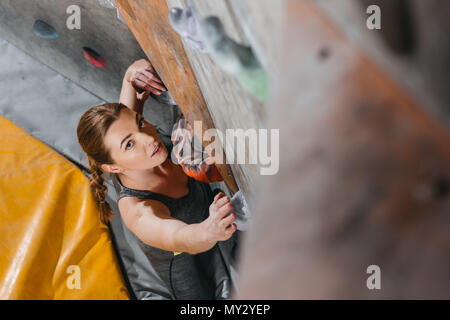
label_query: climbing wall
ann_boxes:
[236,0,450,299]
[0,0,146,102]
[116,0,284,201]
[316,0,450,128]
[0,1,183,299]
[166,0,283,200]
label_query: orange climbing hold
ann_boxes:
[179,159,224,183]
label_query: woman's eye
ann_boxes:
[139,118,145,128]
[126,141,133,150]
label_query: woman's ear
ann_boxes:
[101,163,124,174]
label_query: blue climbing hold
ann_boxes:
[33,20,59,39]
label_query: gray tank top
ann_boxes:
[114,174,232,300]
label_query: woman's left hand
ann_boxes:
[126,59,167,100]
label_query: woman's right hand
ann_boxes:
[203,192,237,243]
[126,59,167,100]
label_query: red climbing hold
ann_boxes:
[82,47,106,67]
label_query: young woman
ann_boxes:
[76,59,237,299]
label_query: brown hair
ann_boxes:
[77,102,126,224]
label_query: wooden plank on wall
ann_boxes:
[116,0,238,194]
[164,0,282,201]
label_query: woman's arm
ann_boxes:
[119,192,237,255]
[119,59,167,115]
[119,74,145,115]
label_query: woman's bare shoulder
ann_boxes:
[118,196,170,224]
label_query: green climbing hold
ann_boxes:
[199,16,269,103]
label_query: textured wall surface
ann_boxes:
[316,0,450,128]
[237,0,450,299]
[165,0,284,201]
[0,0,146,102]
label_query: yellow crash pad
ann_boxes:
[0,116,129,299]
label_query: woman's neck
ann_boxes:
[117,157,180,191]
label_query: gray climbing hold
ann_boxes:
[98,0,125,23]
[199,16,269,102]
[228,190,251,231]
[169,7,208,53]
[33,20,59,39]
[116,8,125,23]
[98,0,116,9]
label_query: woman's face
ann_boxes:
[103,107,168,173]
